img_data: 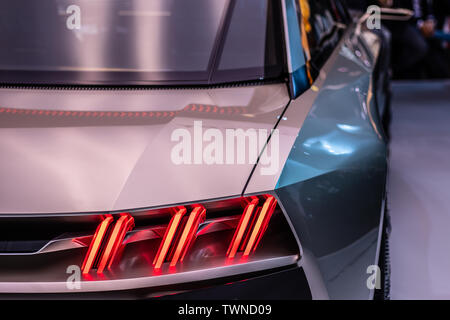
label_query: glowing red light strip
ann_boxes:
[239,206,260,252]
[226,199,259,259]
[107,215,134,269]
[153,207,187,270]
[97,214,134,274]
[243,196,277,257]
[252,199,277,253]
[0,107,181,119]
[170,206,206,267]
[81,216,113,275]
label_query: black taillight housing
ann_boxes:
[0,194,300,293]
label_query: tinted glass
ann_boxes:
[0,0,284,85]
[296,0,342,77]
[214,0,284,82]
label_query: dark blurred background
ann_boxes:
[346,0,450,79]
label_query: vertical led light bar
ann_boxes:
[153,207,187,270]
[97,214,134,274]
[226,195,277,259]
[243,196,277,257]
[81,216,113,274]
[226,197,259,258]
[170,205,206,267]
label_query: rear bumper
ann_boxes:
[161,266,312,300]
[0,266,311,300]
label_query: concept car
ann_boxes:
[0,0,390,299]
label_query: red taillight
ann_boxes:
[226,195,277,259]
[227,197,259,259]
[152,207,186,270]
[97,214,134,274]
[81,214,134,275]
[81,216,113,274]
[81,194,297,277]
[243,196,277,257]
[170,205,206,267]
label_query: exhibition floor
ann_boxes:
[389,80,450,299]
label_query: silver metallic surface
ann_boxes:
[0,84,289,214]
[246,24,388,299]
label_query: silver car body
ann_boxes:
[0,0,388,299]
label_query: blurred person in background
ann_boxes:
[385,0,449,78]
[345,0,450,78]
[408,0,450,78]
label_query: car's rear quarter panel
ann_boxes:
[247,26,388,299]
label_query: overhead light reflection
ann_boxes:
[303,135,354,155]
[337,124,361,133]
